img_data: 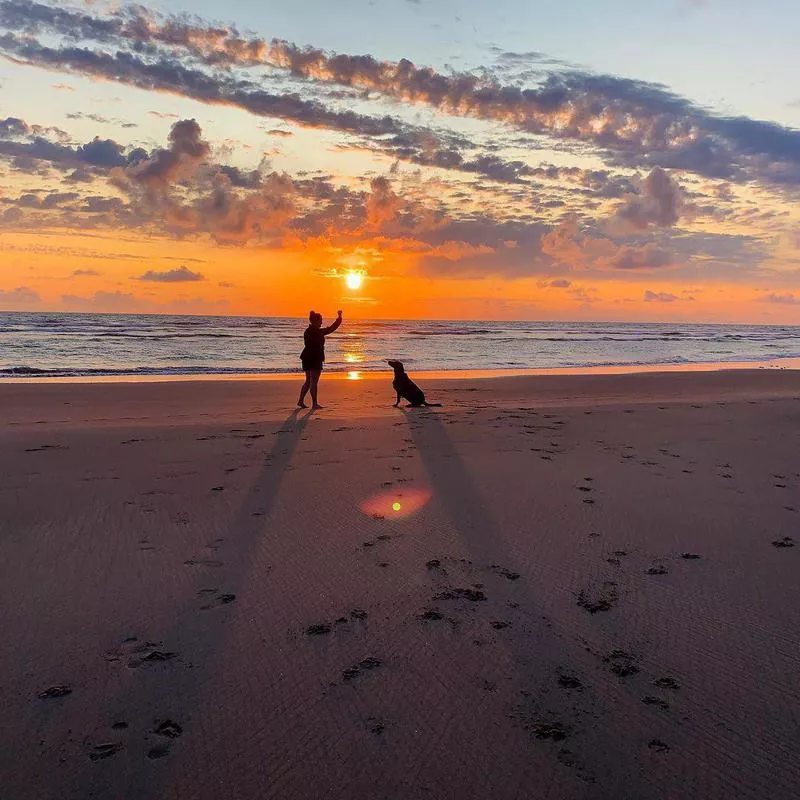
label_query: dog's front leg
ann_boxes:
[393,392,401,407]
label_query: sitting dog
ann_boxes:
[387,360,441,407]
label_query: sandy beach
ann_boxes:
[1,370,798,800]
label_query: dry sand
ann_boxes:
[1,370,798,800]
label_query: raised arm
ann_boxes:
[321,311,343,336]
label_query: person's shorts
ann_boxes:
[301,359,323,373]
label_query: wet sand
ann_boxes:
[1,370,798,800]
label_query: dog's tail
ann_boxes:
[423,402,442,407]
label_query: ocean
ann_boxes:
[1,312,799,379]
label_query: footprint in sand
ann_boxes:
[426,558,446,574]
[648,739,670,753]
[645,564,668,575]
[511,704,571,743]
[89,742,124,761]
[577,582,618,614]
[417,609,444,621]
[38,685,72,699]
[184,558,223,567]
[653,676,681,690]
[641,695,670,710]
[341,657,382,682]
[126,649,178,669]
[306,623,332,636]
[154,720,182,738]
[491,565,521,581]
[105,637,178,668]
[305,609,368,637]
[557,674,583,690]
[772,536,795,548]
[604,649,640,677]
[199,590,236,610]
[434,587,487,602]
[366,717,386,735]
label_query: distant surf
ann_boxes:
[2,312,800,379]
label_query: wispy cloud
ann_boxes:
[0,285,40,305]
[760,292,800,305]
[136,266,205,282]
[644,290,680,303]
[4,0,800,188]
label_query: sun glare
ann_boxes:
[345,272,363,290]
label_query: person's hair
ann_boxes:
[309,310,322,325]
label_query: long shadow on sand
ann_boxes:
[405,408,645,796]
[67,409,311,800]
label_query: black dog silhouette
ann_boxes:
[387,360,441,408]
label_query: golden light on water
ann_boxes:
[345,271,363,290]
[345,352,363,363]
[347,370,361,380]
[392,501,401,512]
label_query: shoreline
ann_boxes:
[2,355,800,384]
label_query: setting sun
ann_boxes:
[345,272,363,291]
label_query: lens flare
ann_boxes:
[360,487,432,519]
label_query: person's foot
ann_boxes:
[311,404,324,410]
[297,402,307,408]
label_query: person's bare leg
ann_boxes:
[310,370,323,409]
[298,372,310,407]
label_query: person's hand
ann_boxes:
[337,310,343,318]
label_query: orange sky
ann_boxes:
[2,1,800,323]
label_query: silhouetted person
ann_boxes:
[298,309,343,409]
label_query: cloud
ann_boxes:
[61,290,142,312]
[644,290,679,303]
[7,1,800,185]
[538,278,572,288]
[0,285,40,305]
[610,245,675,270]
[760,292,800,305]
[72,268,101,276]
[67,111,137,128]
[0,30,410,143]
[0,116,29,137]
[136,265,205,282]
[365,176,401,229]
[0,115,142,175]
[613,167,684,231]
